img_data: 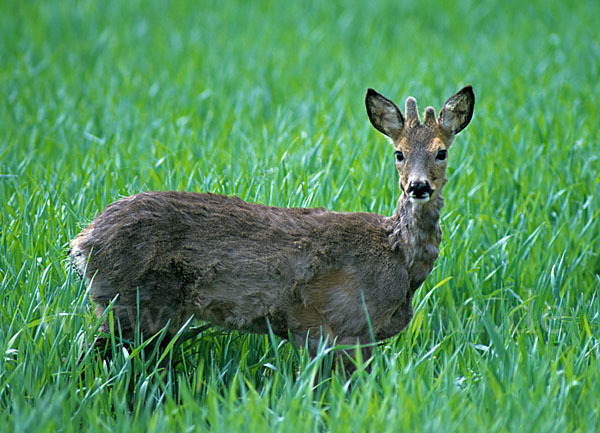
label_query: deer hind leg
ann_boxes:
[91,302,191,360]
[89,277,189,357]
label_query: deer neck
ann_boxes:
[388,193,444,291]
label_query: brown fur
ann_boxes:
[70,86,475,367]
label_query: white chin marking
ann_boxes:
[409,195,430,204]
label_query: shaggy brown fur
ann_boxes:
[70,86,474,367]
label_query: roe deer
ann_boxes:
[70,86,474,368]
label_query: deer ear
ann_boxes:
[439,85,475,135]
[365,88,404,141]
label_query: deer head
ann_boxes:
[366,86,475,204]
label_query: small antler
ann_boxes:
[423,107,436,126]
[405,97,420,127]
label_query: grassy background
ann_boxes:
[1,0,599,431]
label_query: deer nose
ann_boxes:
[407,181,434,201]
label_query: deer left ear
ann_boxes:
[439,85,475,135]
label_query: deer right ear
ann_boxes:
[365,88,404,141]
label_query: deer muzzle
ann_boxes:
[406,180,434,203]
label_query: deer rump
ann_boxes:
[71,191,414,349]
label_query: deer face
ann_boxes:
[393,126,450,203]
[366,86,475,204]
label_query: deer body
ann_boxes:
[70,86,474,358]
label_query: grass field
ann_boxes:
[1,0,599,431]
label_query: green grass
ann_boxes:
[1,0,599,431]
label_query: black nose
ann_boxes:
[407,181,434,198]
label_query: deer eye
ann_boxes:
[436,149,447,161]
[395,151,405,162]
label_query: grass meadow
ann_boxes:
[1,0,599,431]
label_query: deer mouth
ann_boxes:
[408,192,432,204]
